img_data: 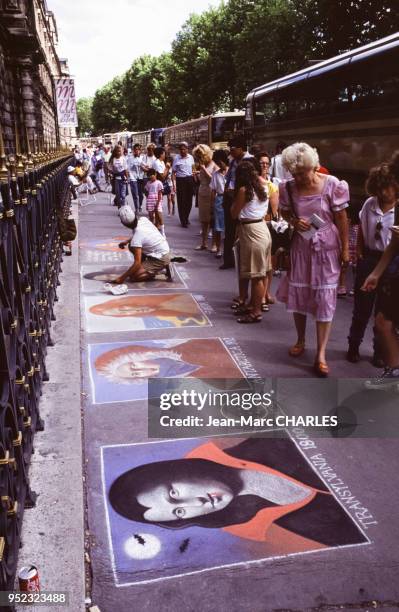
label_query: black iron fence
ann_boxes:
[0,129,72,594]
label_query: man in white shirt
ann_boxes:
[127,143,145,212]
[172,141,194,227]
[270,142,292,182]
[114,206,171,283]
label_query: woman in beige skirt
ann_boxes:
[193,144,218,250]
[231,160,272,323]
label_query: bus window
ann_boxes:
[211,116,245,144]
[254,95,279,125]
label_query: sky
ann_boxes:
[48,0,221,99]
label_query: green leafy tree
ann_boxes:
[309,0,399,59]
[76,97,93,136]
[89,0,399,133]
[230,0,314,103]
[123,55,170,130]
[91,76,127,134]
[167,6,238,119]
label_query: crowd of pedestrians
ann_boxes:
[70,137,399,385]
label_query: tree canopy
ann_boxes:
[76,97,93,136]
[80,0,398,135]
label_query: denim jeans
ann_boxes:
[130,179,144,212]
[114,179,127,208]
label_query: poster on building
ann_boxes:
[55,77,78,127]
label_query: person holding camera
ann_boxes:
[277,142,349,377]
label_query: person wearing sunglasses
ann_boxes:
[347,163,399,365]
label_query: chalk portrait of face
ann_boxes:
[80,237,129,252]
[84,294,209,332]
[89,339,244,403]
[93,339,243,387]
[108,438,367,547]
[89,294,204,319]
[96,348,199,383]
[104,436,368,587]
[81,266,185,293]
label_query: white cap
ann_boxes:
[67,166,75,173]
[119,205,136,226]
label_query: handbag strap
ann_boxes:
[285,181,298,220]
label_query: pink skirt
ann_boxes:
[277,225,341,322]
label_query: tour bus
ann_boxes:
[162,112,245,153]
[129,130,152,148]
[151,128,165,147]
[103,133,116,148]
[78,136,101,149]
[245,32,399,206]
[129,129,165,149]
[102,132,132,149]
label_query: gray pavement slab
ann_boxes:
[79,191,399,612]
[17,203,85,612]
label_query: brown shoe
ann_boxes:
[314,361,329,377]
[289,341,305,357]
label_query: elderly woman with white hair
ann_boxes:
[277,142,349,376]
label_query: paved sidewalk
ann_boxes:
[79,192,399,612]
[17,203,85,612]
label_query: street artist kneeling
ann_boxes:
[114,206,172,283]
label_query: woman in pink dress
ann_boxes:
[277,143,350,376]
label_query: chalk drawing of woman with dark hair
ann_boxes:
[109,438,366,549]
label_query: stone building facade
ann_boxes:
[0,0,74,154]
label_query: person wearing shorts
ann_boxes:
[145,169,164,234]
[114,206,171,283]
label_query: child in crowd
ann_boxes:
[166,170,176,216]
[347,163,398,365]
[145,169,164,235]
[362,220,399,387]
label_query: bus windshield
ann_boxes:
[211,115,244,145]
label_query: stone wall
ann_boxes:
[0,0,63,153]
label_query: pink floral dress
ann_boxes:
[277,175,349,322]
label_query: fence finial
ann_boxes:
[0,122,9,181]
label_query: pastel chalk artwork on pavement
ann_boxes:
[102,434,369,587]
[80,236,131,252]
[81,264,186,294]
[87,338,244,404]
[83,293,211,333]
[79,237,132,264]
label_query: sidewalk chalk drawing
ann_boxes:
[80,236,130,252]
[80,250,131,264]
[88,338,243,404]
[81,264,186,294]
[83,293,210,333]
[79,237,132,263]
[84,293,211,333]
[102,434,369,587]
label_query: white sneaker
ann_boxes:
[103,283,129,295]
[365,367,399,390]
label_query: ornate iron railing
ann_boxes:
[0,126,72,594]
